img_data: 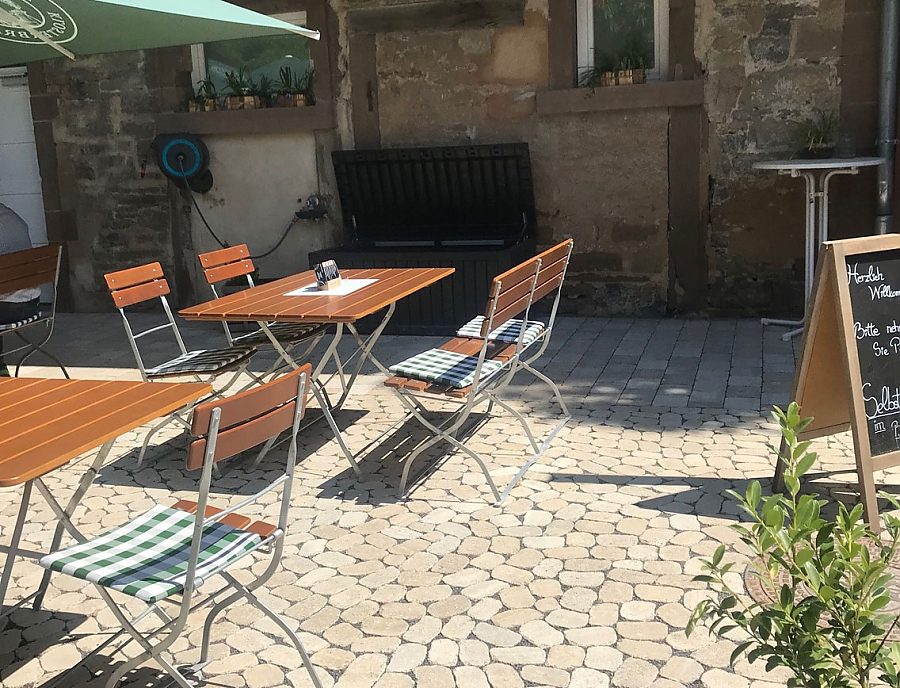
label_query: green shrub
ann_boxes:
[688,403,900,688]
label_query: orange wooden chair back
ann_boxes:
[0,245,60,297]
[187,364,311,469]
[481,239,573,337]
[198,245,255,286]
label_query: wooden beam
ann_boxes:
[536,80,704,116]
[350,32,381,148]
[348,0,525,34]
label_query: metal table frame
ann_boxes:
[257,303,397,475]
[754,157,884,340]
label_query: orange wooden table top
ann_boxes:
[178,267,455,324]
[0,378,211,487]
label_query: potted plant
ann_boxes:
[579,54,618,88]
[275,66,306,107]
[616,45,647,86]
[189,78,218,112]
[689,403,900,688]
[794,110,839,159]
[224,68,259,110]
[252,74,274,108]
[296,67,315,105]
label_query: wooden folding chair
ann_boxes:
[105,262,257,464]
[39,366,324,688]
[385,239,574,503]
[198,245,332,376]
[0,245,69,378]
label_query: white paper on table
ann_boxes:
[283,278,378,297]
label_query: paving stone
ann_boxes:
[613,657,659,688]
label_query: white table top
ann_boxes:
[753,156,884,171]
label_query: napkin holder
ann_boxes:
[314,260,342,291]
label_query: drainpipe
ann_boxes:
[876,0,900,234]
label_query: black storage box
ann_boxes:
[310,143,537,335]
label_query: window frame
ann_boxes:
[189,10,310,93]
[575,0,669,84]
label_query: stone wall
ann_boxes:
[697,0,846,315]
[359,0,672,316]
[33,49,196,311]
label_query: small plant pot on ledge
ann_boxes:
[275,93,310,107]
[616,69,647,85]
[225,95,260,111]
[189,98,218,113]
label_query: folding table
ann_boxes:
[0,377,211,613]
[753,157,884,340]
[179,267,454,473]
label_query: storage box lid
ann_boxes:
[332,143,536,246]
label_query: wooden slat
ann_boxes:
[191,366,310,436]
[0,378,210,487]
[172,499,252,529]
[111,279,170,308]
[534,239,573,271]
[104,262,164,290]
[0,245,58,271]
[0,246,59,295]
[179,267,455,324]
[172,499,276,537]
[198,244,251,269]
[204,260,254,285]
[0,269,56,295]
[187,401,296,469]
[491,256,539,292]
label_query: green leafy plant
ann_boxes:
[794,110,840,153]
[278,65,296,95]
[195,78,217,102]
[295,67,314,103]
[224,68,250,97]
[252,74,274,106]
[688,402,900,688]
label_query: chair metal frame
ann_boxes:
[0,245,69,378]
[40,368,324,688]
[198,244,344,390]
[105,262,256,465]
[389,240,574,504]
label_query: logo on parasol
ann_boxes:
[0,0,77,45]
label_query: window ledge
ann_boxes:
[537,80,704,116]
[156,104,335,136]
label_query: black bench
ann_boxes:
[309,143,537,335]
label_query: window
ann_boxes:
[190,12,312,96]
[576,0,668,84]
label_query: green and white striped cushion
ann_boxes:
[40,504,261,603]
[390,348,505,389]
[456,316,545,346]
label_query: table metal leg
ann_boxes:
[32,440,114,610]
[0,481,33,614]
[255,305,398,475]
[762,170,817,340]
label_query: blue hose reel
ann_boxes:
[152,133,213,193]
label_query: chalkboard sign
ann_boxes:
[783,235,900,533]
[844,249,900,456]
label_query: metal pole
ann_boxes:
[877,0,900,233]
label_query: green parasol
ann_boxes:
[0,0,318,66]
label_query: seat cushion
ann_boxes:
[145,347,254,378]
[389,348,505,389]
[0,313,41,332]
[39,504,261,603]
[233,322,326,347]
[457,316,544,346]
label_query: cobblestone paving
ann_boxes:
[0,315,884,688]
